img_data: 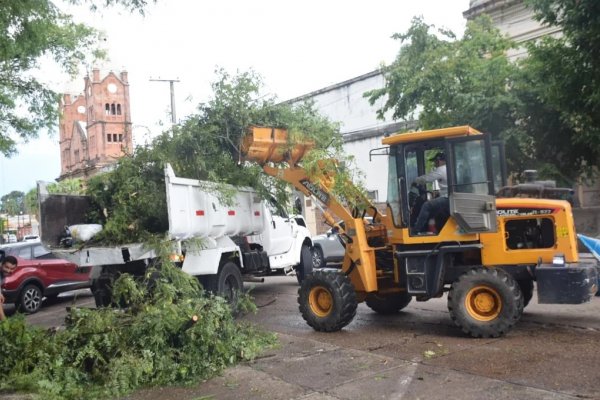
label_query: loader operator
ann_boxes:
[412,151,449,234]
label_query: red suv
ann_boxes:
[1,242,91,314]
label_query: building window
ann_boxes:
[117,104,122,115]
[111,104,116,115]
[89,106,94,121]
[367,190,379,202]
[107,134,112,142]
[118,134,123,142]
[74,150,79,163]
[105,103,110,115]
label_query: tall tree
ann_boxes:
[518,0,600,182]
[0,0,153,157]
[366,16,529,174]
[0,191,25,215]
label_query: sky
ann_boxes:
[0,0,471,197]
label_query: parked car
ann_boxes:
[312,218,372,268]
[0,242,91,314]
[7,234,17,243]
[312,225,345,268]
[22,234,40,242]
[312,217,372,268]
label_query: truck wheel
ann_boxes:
[448,267,523,338]
[17,284,43,314]
[312,246,325,269]
[296,245,314,284]
[207,262,243,305]
[517,279,534,308]
[366,292,412,314]
[92,272,115,308]
[298,270,357,331]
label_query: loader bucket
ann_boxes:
[241,126,314,165]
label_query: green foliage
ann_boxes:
[0,258,276,400]
[85,68,346,243]
[46,178,86,195]
[366,16,530,174]
[370,9,600,183]
[0,190,25,215]
[518,0,600,182]
[0,1,101,157]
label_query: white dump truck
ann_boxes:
[38,164,313,305]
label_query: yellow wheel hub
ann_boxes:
[465,285,502,321]
[309,286,333,317]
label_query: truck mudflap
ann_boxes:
[536,262,598,304]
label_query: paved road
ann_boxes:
[5,277,600,400]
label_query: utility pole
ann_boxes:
[150,77,180,125]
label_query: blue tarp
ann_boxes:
[578,234,600,261]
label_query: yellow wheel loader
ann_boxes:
[241,125,598,338]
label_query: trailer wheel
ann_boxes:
[448,267,523,338]
[517,279,534,308]
[366,292,412,314]
[206,261,243,305]
[296,245,313,284]
[298,270,357,331]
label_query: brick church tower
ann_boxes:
[58,68,133,180]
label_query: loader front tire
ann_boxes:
[448,267,523,338]
[366,292,412,314]
[298,270,357,332]
[296,245,313,284]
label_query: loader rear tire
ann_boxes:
[448,267,523,338]
[366,292,412,314]
[517,279,534,308]
[298,270,357,332]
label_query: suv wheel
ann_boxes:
[18,284,43,314]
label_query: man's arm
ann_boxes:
[415,167,445,184]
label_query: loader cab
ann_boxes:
[383,126,498,237]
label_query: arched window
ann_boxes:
[105,103,110,115]
[111,103,116,115]
[116,104,122,115]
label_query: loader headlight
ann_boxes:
[552,254,565,265]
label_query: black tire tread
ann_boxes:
[447,267,523,338]
[298,270,357,332]
[365,292,412,314]
[517,279,534,308]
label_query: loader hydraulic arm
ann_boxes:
[240,126,387,293]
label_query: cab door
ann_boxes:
[446,134,497,233]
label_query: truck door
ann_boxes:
[446,134,497,233]
[260,200,295,256]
